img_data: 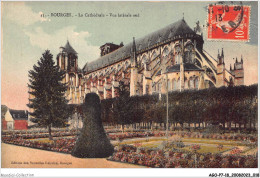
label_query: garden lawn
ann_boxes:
[141,141,234,154]
[181,144,233,154]
[182,138,249,146]
[28,138,55,144]
[121,138,240,154]
[140,141,163,148]
[19,135,255,156]
[116,137,166,145]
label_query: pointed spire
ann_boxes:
[64,39,77,54]
[183,13,184,20]
[131,37,137,67]
[132,37,136,53]
[221,48,224,57]
[230,64,232,71]
[241,55,243,63]
[66,37,69,45]
[217,49,220,58]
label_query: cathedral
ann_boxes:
[56,19,244,105]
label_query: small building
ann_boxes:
[1,105,14,130]
[1,105,28,130]
[9,109,28,130]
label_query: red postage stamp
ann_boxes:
[207,4,250,41]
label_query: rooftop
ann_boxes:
[62,41,78,55]
[9,109,28,120]
[83,19,198,73]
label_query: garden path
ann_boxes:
[1,143,143,168]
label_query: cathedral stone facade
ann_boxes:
[57,19,244,105]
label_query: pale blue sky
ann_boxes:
[1,1,258,109]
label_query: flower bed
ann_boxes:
[109,132,154,140]
[1,130,77,139]
[2,129,257,159]
[2,136,76,154]
[2,132,258,168]
[108,145,258,168]
[2,130,257,144]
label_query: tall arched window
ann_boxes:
[151,51,157,61]
[125,61,129,69]
[172,79,177,91]
[195,77,199,89]
[162,47,170,58]
[142,55,149,70]
[167,79,171,91]
[69,74,76,86]
[184,43,194,64]
[158,82,162,93]
[174,45,181,64]
[184,79,189,89]
[189,78,194,89]
[142,55,148,63]
[176,79,180,91]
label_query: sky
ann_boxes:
[1,1,258,110]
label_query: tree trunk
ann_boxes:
[48,124,53,140]
[121,124,124,133]
[249,118,252,133]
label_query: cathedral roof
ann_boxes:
[63,41,77,55]
[83,19,197,73]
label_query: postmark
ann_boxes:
[207,3,250,41]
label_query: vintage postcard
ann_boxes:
[1,1,259,177]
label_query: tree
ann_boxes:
[111,81,133,132]
[27,50,69,140]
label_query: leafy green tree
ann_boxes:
[27,50,69,140]
[111,81,133,132]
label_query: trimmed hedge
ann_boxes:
[101,85,258,132]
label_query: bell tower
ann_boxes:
[56,40,81,104]
[233,56,244,86]
[57,40,78,72]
